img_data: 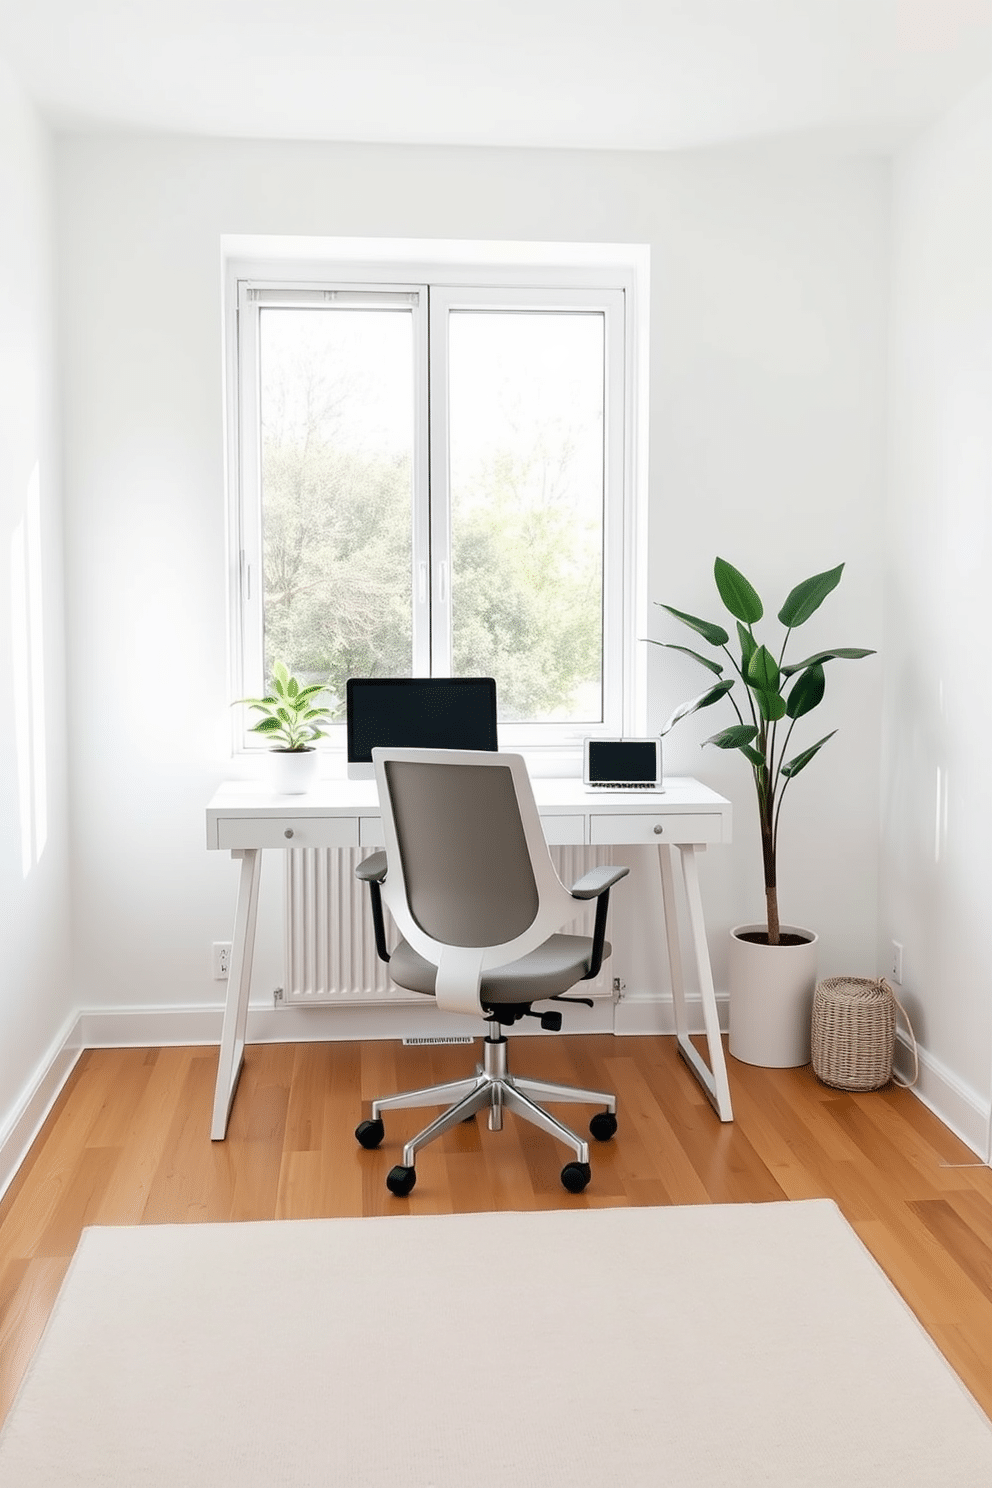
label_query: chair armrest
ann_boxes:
[355,851,388,884]
[570,865,629,982]
[355,852,390,963]
[569,865,629,900]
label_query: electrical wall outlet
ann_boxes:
[889,940,903,985]
[212,942,232,980]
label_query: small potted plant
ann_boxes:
[653,558,874,1066]
[235,661,331,794]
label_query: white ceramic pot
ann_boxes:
[266,747,320,795]
[728,923,819,1068]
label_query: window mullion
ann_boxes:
[427,288,453,676]
[410,288,432,675]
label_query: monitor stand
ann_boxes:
[346,762,375,781]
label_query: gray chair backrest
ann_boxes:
[383,759,539,948]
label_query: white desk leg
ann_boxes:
[211,847,261,1140]
[657,844,691,1045]
[658,843,734,1122]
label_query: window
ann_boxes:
[227,249,639,753]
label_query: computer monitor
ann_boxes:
[346,677,498,779]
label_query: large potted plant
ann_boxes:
[655,559,874,1066]
[235,661,331,794]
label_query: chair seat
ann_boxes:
[388,933,611,1003]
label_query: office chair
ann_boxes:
[354,747,628,1196]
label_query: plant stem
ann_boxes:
[761,807,780,944]
[753,750,778,944]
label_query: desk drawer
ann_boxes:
[541,815,586,846]
[589,812,724,846]
[215,816,359,850]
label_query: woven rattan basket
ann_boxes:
[811,976,918,1091]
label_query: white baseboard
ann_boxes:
[614,992,730,1037]
[0,1017,83,1204]
[894,1030,991,1163]
[76,990,727,1049]
[74,995,617,1050]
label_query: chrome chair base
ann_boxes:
[369,1024,616,1171]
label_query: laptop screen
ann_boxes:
[585,738,661,785]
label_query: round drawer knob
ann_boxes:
[653,824,663,835]
[284,828,295,839]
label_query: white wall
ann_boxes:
[885,76,992,1156]
[53,134,889,1031]
[0,59,75,1186]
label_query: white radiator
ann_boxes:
[281,846,616,1005]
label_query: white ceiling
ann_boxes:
[2,0,992,152]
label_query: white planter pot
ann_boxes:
[265,748,320,795]
[728,923,819,1068]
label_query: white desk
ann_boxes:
[206,774,733,1138]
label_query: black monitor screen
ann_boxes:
[346,677,498,763]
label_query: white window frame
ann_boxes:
[224,246,644,760]
[230,279,431,699]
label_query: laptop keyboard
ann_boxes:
[589,781,658,789]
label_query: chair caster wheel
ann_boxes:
[386,1164,417,1197]
[560,1161,591,1194]
[589,1111,617,1142]
[355,1118,385,1150]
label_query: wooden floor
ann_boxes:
[2,1034,991,1427]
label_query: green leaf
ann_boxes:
[780,647,876,676]
[703,724,759,750]
[741,744,766,767]
[737,623,756,674]
[662,644,725,676]
[755,688,787,721]
[714,558,763,624]
[656,604,729,648]
[660,679,735,735]
[287,677,299,699]
[695,678,735,707]
[251,717,283,733]
[786,663,825,719]
[781,731,837,778]
[777,565,844,628]
[233,695,276,710]
[273,661,289,687]
[746,644,780,694]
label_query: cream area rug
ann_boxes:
[2,1200,991,1486]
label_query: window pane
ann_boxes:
[447,310,605,724]
[258,307,414,717]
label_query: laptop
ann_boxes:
[583,738,663,792]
